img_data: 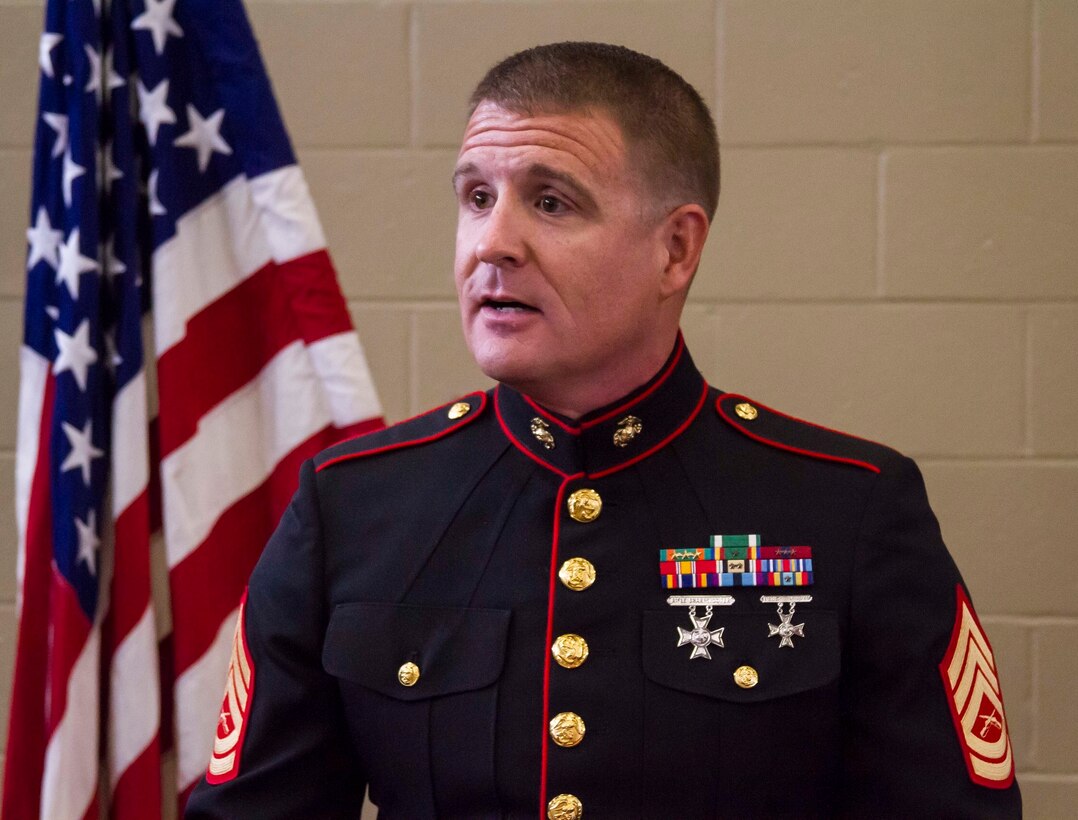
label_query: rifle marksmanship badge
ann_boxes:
[666,594,734,660]
[658,535,814,589]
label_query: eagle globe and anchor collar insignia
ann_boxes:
[492,335,709,477]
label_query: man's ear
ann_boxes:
[659,204,710,298]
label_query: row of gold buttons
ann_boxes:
[546,488,604,820]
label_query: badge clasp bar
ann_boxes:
[667,595,736,607]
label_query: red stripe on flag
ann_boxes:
[45,569,94,738]
[1,374,56,820]
[156,252,354,459]
[110,739,162,819]
[108,490,152,639]
[169,419,378,676]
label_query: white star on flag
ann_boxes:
[84,44,103,101]
[148,169,167,215]
[62,147,86,207]
[26,207,63,270]
[74,510,100,576]
[39,31,63,77]
[60,419,104,486]
[174,105,233,172]
[42,111,69,159]
[137,78,176,146]
[131,0,184,56]
[53,319,98,391]
[56,228,99,299]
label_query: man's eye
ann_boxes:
[470,191,492,209]
[538,195,565,214]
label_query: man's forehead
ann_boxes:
[457,101,627,172]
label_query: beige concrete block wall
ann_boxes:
[0,0,1074,813]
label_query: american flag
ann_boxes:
[5,0,383,817]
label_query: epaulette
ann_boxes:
[715,392,885,474]
[315,391,488,472]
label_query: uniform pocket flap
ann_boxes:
[642,608,840,703]
[323,602,511,701]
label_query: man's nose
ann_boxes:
[474,198,526,267]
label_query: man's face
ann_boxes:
[453,102,673,407]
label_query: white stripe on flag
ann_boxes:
[161,337,342,570]
[40,625,101,820]
[112,370,150,516]
[108,605,161,787]
[14,347,49,614]
[306,331,383,427]
[247,165,327,264]
[153,167,324,356]
[175,607,240,792]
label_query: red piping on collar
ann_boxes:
[521,334,687,434]
[314,391,488,472]
[538,474,583,817]
[495,386,571,478]
[716,394,881,474]
[588,380,709,479]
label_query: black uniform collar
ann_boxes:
[493,334,709,478]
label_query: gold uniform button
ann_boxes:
[566,488,602,523]
[549,711,586,747]
[559,557,596,591]
[447,401,471,420]
[547,793,583,820]
[734,402,758,421]
[733,664,759,689]
[552,633,589,669]
[397,662,420,687]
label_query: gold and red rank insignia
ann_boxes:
[206,595,255,784]
[938,584,1014,788]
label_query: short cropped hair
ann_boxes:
[469,42,720,219]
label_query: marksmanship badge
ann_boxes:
[938,584,1014,788]
[667,595,734,660]
[762,595,812,647]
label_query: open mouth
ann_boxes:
[482,299,539,312]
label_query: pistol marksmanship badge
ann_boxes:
[762,595,812,647]
[658,535,814,589]
[667,595,734,660]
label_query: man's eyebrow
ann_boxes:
[527,164,597,211]
[451,162,478,190]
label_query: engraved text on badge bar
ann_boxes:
[667,595,736,607]
[760,594,813,604]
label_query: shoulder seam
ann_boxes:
[315,391,488,473]
[715,393,882,474]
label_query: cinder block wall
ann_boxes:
[1,0,1075,813]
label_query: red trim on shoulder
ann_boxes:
[938,584,1015,789]
[315,392,488,472]
[716,394,881,474]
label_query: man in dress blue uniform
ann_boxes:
[187,43,1022,818]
